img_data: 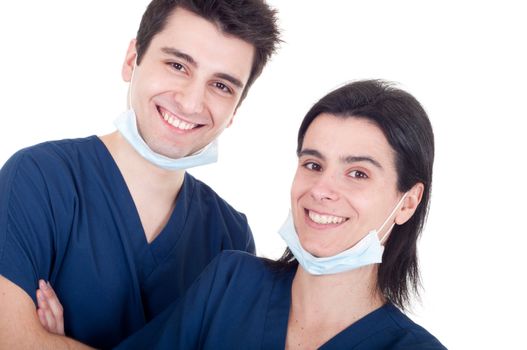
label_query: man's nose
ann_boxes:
[175,80,205,115]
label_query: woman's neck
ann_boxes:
[286,265,384,350]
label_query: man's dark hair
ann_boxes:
[136,0,280,103]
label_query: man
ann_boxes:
[0,0,280,348]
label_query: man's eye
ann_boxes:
[170,62,185,71]
[214,82,232,94]
[304,162,322,171]
[348,170,368,179]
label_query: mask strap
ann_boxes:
[377,192,408,244]
[379,223,395,244]
[128,57,138,109]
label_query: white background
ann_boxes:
[1,1,526,348]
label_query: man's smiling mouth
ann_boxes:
[157,106,202,131]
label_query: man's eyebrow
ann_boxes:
[161,47,196,66]
[342,155,383,169]
[214,73,244,89]
[161,47,244,89]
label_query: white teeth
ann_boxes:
[308,211,346,225]
[161,111,197,130]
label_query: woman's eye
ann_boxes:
[304,162,322,171]
[214,82,232,94]
[348,170,368,179]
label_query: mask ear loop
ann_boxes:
[378,192,408,244]
[128,57,138,109]
[379,223,396,244]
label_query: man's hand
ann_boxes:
[0,275,93,349]
[36,279,65,336]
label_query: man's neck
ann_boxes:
[99,131,186,242]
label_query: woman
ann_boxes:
[38,80,446,349]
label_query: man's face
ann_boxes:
[122,7,254,159]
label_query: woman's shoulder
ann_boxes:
[210,251,293,286]
[381,304,447,349]
[214,250,268,274]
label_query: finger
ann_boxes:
[37,288,46,310]
[37,281,50,310]
[37,289,51,315]
[37,289,60,334]
[37,295,58,333]
[42,281,64,334]
[37,308,50,331]
[43,304,57,333]
[37,280,65,335]
[40,282,63,316]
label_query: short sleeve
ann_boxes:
[0,149,67,303]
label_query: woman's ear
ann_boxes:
[395,183,424,225]
[122,39,138,82]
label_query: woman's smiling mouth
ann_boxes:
[306,209,349,225]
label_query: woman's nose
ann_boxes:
[309,172,339,202]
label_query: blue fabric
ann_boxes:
[0,136,255,349]
[116,251,446,350]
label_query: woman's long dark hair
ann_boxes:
[274,79,434,310]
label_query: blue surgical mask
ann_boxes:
[114,110,219,171]
[278,193,408,275]
[114,57,219,171]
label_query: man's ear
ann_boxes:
[395,183,424,225]
[122,39,137,82]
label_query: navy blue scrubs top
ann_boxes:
[0,136,255,349]
[116,251,447,350]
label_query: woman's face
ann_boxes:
[291,114,405,258]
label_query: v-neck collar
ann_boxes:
[132,173,195,282]
[148,172,195,260]
[319,304,394,349]
[262,264,397,349]
[93,136,195,282]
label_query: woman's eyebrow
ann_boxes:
[298,148,324,159]
[299,148,383,169]
[341,155,383,169]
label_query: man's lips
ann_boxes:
[157,106,202,131]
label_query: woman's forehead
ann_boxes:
[303,115,393,158]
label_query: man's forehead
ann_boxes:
[149,15,254,80]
